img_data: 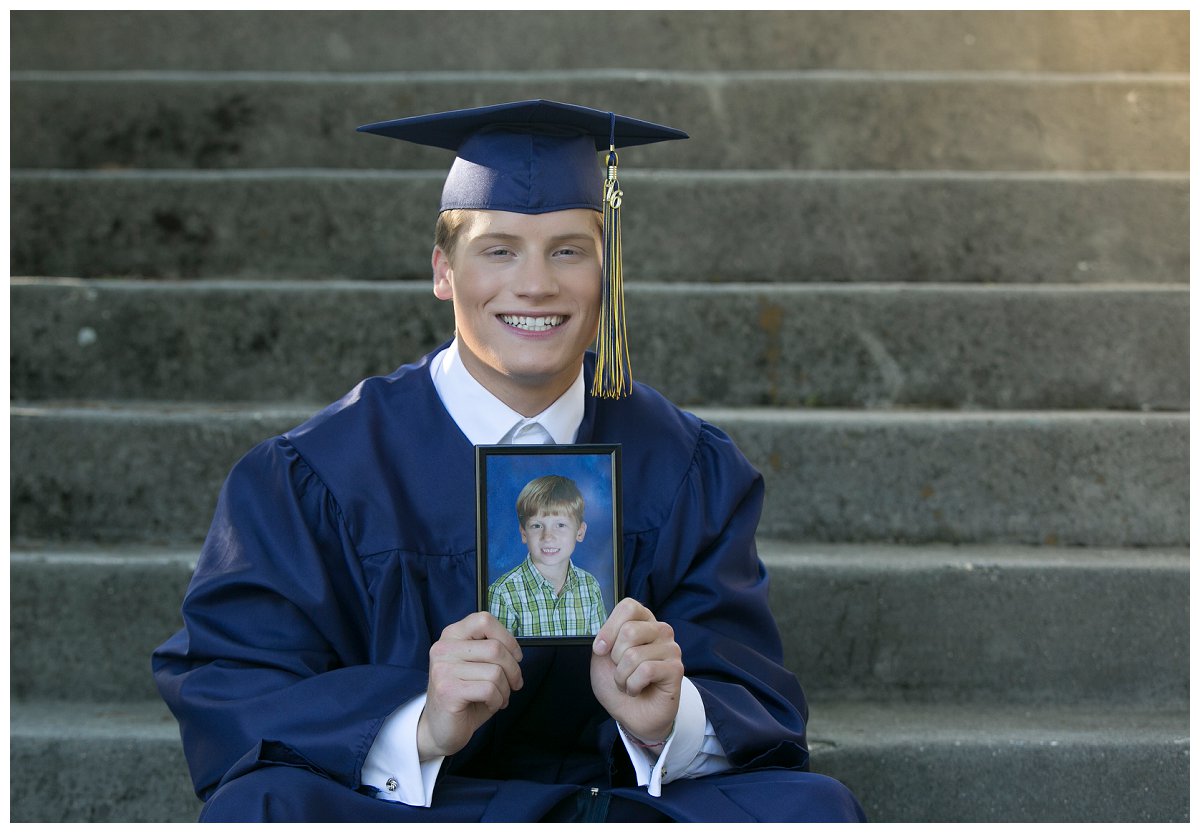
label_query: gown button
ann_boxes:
[386,778,398,791]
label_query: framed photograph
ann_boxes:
[476,444,623,646]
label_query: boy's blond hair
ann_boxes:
[516,475,585,527]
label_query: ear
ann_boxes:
[576,521,587,542]
[432,247,454,301]
[519,524,528,544]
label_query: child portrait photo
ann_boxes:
[476,445,623,645]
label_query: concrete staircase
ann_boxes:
[10,11,1188,822]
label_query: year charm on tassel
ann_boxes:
[593,148,632,399]
[605,179,623,210]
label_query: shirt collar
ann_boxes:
[520,556,579,595]
[430,339,585,446]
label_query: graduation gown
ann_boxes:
[152,350,864,822]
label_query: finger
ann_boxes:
[430,637,524,691]
[610,632,681,693]
[434,651,520,691]
[451,662,519,705]
[619,654,685,698]
[428,673,511,715]
[608,619,673,665]
[441,611,524,662]
[594,598,654,655]
[428,648,523,711]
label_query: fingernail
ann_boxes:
[593,638,607,654]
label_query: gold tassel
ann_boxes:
[592,148,632,398]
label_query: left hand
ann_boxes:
[590,598,684,744]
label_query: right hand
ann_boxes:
[416,611,523,760]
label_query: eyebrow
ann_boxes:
[474,232,521,243]
[473,232,596,246]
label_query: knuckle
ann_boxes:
[429,677,453,701]
[621,644,649,668]
[483,642,512,668]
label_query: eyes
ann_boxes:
[480,244,592,260]
[528,520,572,531]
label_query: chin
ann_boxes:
[504,363,575,387]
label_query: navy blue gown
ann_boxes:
[152,350,865,822]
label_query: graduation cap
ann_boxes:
[357,99,688,399]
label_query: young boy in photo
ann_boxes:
[489,475,607,638]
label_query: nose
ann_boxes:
[512,256,559,299]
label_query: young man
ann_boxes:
[489,474,608,638]
[153,100,865,822]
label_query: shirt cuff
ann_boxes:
[360,693,445,807]
[616,677,707,797]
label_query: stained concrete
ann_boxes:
[9,545,1188,706]
[9,405,1190,547]
[11,73,1187,172]
[11,11,1189,73]
[12,279,1187,410]
[10,172,1189,283]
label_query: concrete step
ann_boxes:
[11,71,1187,172]
[11,11,1187,73]
[9,171,1188,283]
[711,408,1188,546]
[10,700,200,823]
[10,544,1187,706]
[9,699,1187,822]
[10,403,1189,547]
[808,701,1189,822]
[11,278,1187,411]
[11,548,193,703]
[760,544,1188,706]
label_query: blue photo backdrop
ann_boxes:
[482,448,618,615]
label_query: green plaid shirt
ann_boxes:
[488,556,607,638]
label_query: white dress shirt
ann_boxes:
[360,340,730,806]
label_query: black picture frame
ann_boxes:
[476,444,623,646]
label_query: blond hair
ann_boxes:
[516,475,585,527]
[434,208,474,261]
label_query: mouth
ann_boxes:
[541,547,562,555]
[500,314,565,333]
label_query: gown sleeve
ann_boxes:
[151,437,427,800]
[639,421,810,772]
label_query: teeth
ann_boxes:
[501,315,564,332]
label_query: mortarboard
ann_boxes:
[357,99,688,399]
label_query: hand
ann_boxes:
[417,611,523,760]
[590,598,684,744]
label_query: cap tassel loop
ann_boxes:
[592,147,632,399]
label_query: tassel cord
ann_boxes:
[593,150,632,399]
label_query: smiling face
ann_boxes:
[432,208,603,416]
[520,510,587,575]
